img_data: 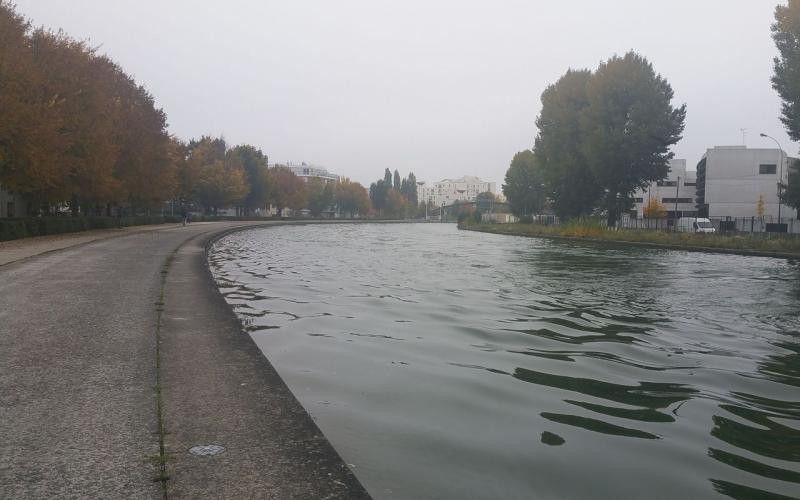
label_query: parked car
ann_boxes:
[676,217,716,233]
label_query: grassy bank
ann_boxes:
[460,221,800,258]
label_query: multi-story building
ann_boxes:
[280,162,340,183]
[417,175,496,206]
[696,146,795,220]
[632,159,697,218]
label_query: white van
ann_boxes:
[676,217,716,233]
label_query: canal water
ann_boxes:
[209,223,800,500]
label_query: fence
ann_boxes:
[618,216,800,235]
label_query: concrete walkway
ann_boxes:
[0,222,369,498]
[0,222,186,267]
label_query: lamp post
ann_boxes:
[674,175,680,229]
[760,133,785,223]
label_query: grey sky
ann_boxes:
[14,0,795,188]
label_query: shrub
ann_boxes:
[0,216,168,241]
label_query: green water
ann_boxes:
[210,223,800,500]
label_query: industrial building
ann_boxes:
[695,146,794,220]
[631,147,798,222]
[632,159,697,219]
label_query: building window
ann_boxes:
[657,180,678,187]
[662,198,694,204]
[633,198,643,203]
[7,201,14,218]
[759,164,777,174]
[683,181,696,186]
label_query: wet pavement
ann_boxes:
[0,221,368,499]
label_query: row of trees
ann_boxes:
[0,2,180,214]
[503,51,686,225]
[369,168,419,217]
[166,135,371,217]
[0,3,373,219]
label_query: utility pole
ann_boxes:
[760,133,785,224]
[674,175,680,229]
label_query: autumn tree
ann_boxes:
[336,178,370,218]
[384,189,409,219]
[188,137,248,214]
[106,57,176,212]
[756,194,766,218]
[269,166,307,216]
[642,197,666,218]
[0,3,180,215]
[0,5,68,209]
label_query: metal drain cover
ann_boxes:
[189,444,225,456]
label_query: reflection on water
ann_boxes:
[210,223,800,500]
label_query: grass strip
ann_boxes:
[461,221,800,258]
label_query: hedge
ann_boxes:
[0,216,169,241]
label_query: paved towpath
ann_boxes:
[0,222,369,498]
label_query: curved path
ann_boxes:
[0,222,369,499]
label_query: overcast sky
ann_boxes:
[14,0,797,187]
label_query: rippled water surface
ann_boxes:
[210,223,800,500]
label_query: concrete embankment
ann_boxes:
[0,221,369,499]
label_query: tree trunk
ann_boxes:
[606,192,618,228]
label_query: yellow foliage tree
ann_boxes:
[756,194,765,218]
[642,197,666,218]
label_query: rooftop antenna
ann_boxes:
[740,128,747,146]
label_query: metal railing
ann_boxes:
[618,216,800,235]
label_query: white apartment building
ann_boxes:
[417,175,496,206]
[696,146,796,220]
[279,162,340,183]
[632,159,697,218]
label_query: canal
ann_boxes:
[209,223,800,499]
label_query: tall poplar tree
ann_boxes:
[581,52,685,226]
[772,0,800,210]
[533,69,599,218]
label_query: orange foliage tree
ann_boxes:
[269,166,307,216]
[642,197,666,218]
[0,2,179,215]
[335,178,370,218]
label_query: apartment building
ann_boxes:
[417,175,496,206]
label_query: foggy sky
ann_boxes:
[13,0,796,188]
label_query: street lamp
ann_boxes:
[760,133,785,223]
